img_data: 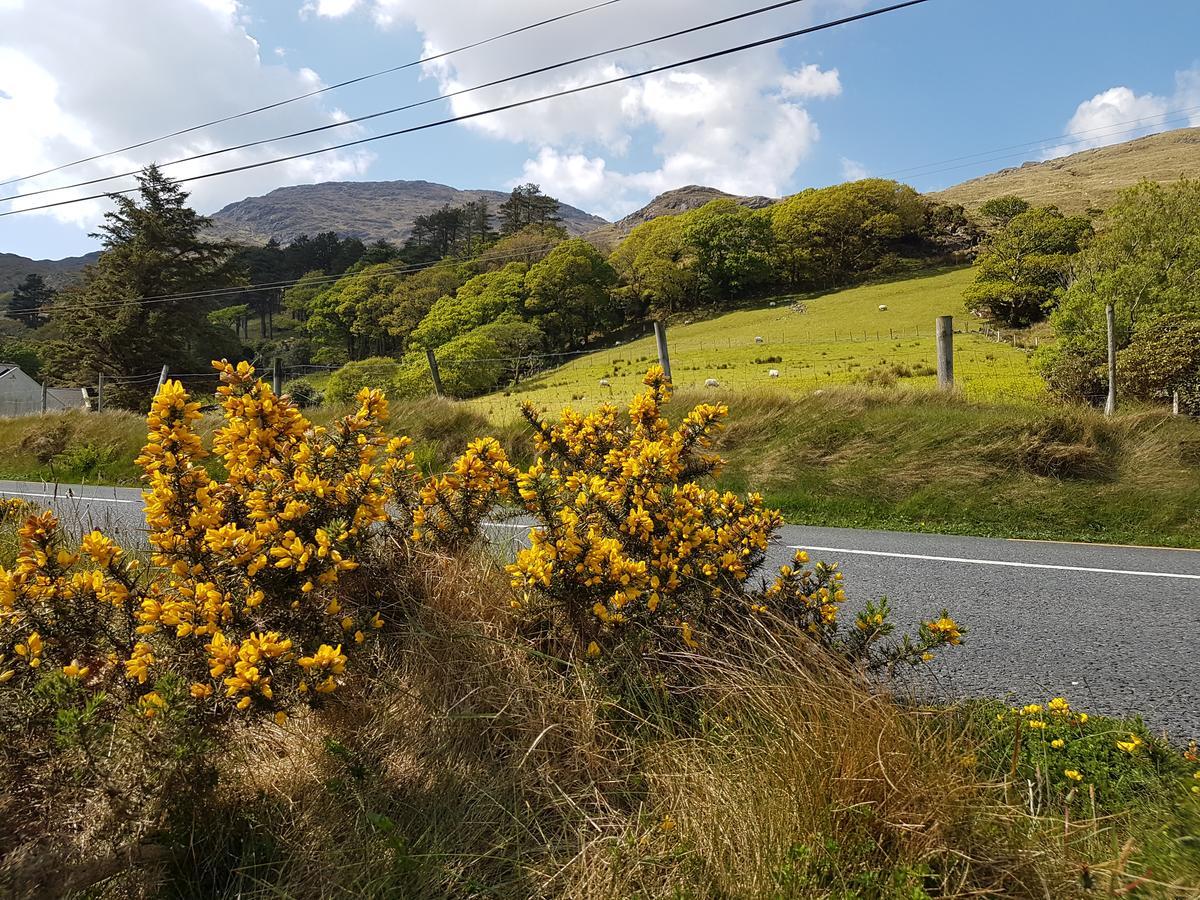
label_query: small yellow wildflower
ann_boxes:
[1064,769,1083,782]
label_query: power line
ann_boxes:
[0,0,934,219]
[0,0,624,190]
[2,0,821,205]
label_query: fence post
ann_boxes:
[272,358,283,396]
[1104,304,1117,417]
[40,382,47,413]
[1173,390,1181,416]
[156,365,169,394]
[426,348,444,397]
[96,372,104,413]
[935,316,954,391]
[653,320,672,382]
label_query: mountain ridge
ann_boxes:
[205,179,609,247]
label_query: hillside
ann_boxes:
[932,126,1200,214]
[207,179,609,246]
[0,251,98,293]
[587,185,776,250]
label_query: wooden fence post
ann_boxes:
[1173,390,1181,416]
[272,358,283,396]
[1104,304,1117,417]
[41,383,47,414]
[426,348,444,397]
[156,365,169,394]
[653,321,672,382]
[96,372,105,412]
[936,316,954,391]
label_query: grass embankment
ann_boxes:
[469,268,1043,421]
[3,387,1197,548]
[710,387,1200,548]
[10,551,1198,897]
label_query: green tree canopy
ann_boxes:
[524,239,618,348]
[7,274,55,329]
[47,165,241,405]
[770,179,926,288]
[683,199,773,301]
[1041,180,1200,403]
[609,215,696,316]
[977,195,1031,229]
[409,262,529,350]
[964,205,1092,327]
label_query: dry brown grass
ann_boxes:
[932,126,1200,215]
[122,544,1116,899]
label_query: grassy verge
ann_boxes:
[3,386,1197,549]
[708,386,1200,548]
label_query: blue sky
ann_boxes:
[1,0,1198,260]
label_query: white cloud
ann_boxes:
[0,0,373,235]
[840,157,869,180]
[302,0,359,18]
[340,0,848,218]
[1049,66,1200,158]
[780,64,841,99]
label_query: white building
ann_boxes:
[0,363,88,417]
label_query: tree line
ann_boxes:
[962,183,1200,411]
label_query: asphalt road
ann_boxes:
[3,479,1198,738]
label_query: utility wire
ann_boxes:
[2,0,819,204]
[0,0,624,189]
[0,0,934,219]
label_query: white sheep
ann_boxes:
[704,378,719,388]
[878,304,888,311]
[768,369,779,378]
[754,336,764,344]
[598,378,610,387]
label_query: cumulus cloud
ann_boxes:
[0,0,372,236]
[1049,65,1200,158]
[840,158,869,180]
[325,0,848,218]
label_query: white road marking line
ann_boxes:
[789,545,1200,581]
[0,490,141,505]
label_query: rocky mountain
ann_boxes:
[0,251,99,294]
[931,126,1200,215]
[206,179,609,247]
[585,185,776,251]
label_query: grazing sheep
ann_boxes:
[754,336,764,344]
[769,301,776,307]
[878,304,888,311]
[704,378,719,388]
[598,378,610,387]
[768,369,780,378]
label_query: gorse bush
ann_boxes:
[415,366,963,667]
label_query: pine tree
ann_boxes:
[7,274,54,328]
[48,165,242,406]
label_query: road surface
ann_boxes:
[2,479,1198,737]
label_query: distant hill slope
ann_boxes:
[207,180,609,246]
[932,127,1200,214]
[587,185,776,251]
[0,251,99,293]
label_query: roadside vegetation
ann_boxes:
[1,367,1198,898]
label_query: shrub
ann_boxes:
[326,356,405,404]
[283,377,324,408]
[421,366,964,668]
[1117,312,1200,410]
